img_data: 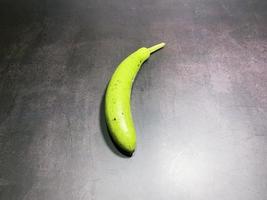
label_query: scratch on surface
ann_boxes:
[220,0,232,17]
[63,111,74,152]
[0,178,14,186]
[78,179,100,200]
[22,183,36,200]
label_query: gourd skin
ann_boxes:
[105,43,165,155]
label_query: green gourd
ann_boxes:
[105,43,165,155]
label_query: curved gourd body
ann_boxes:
[105,43,165,155]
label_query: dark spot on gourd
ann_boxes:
[121,112,124,115]
[113,117,116,121]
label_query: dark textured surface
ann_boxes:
[0,0,267,199]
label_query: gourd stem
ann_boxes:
[148,42,166,53]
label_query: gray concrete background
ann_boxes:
[0,0,267,199]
